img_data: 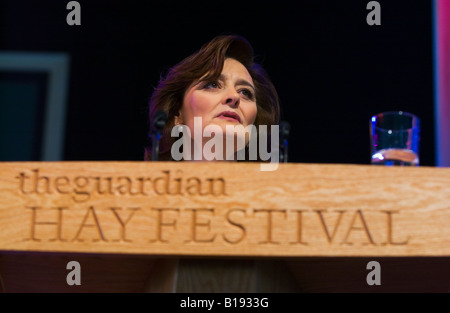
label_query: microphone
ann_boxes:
[150,110,168,161]
[279,120,290,163]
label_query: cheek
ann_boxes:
[182,92,215,123]
[243,103,258,126]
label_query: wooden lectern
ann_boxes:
[0,162,449,292]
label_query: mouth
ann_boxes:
[216,111,241,123]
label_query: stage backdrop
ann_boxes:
[0,0,442,166]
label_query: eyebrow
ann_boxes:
[219,74,255,92]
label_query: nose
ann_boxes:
[223,89,240,107]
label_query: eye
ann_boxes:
[201,81,221,89]
[239,88,255,100]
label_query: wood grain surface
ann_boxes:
[0,161,449,257]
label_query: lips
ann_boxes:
[216,111,241,123]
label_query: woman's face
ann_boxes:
[180,58,257,143]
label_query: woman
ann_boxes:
[143,35,287,292]
[145,34,281,162]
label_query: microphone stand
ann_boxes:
[279,121,290,163]
[150,111,168,161]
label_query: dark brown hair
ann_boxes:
[145,34,280,160]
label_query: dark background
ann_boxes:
[0,0,435,165]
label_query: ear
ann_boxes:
[174,111,183,125]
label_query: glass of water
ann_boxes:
[370,111,420,166]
